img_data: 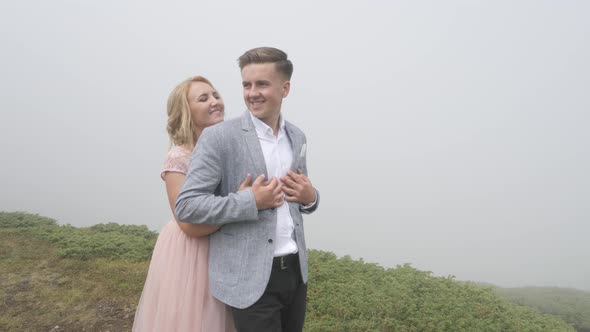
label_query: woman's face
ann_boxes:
[187,81,225,132]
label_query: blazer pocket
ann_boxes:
[212,232,243,286]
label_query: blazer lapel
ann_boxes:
[241,111,268,178]
[285,121,303,172]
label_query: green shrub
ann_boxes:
[305,250,574,332]
[0,212,577,331]
[0,212,57,228]
[0,212,157,262]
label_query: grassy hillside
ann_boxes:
[305,252,574,332]
[493,287,590,332]
[0,212,578,331]
[0,212,154,331]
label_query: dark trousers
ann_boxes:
[231,253,307,332]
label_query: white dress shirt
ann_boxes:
[250,112,298,257]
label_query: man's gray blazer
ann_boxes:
[175,111,318,309]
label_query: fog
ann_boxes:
[1,0,588,290]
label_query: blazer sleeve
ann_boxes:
[175,127,259,225]
[298,137,320,214]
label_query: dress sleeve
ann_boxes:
[160,146,191,180]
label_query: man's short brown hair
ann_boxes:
[238,47,293,80]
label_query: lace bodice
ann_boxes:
[161,145,191,180]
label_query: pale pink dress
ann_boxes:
[133,146,235,332]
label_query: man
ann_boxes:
[175,47,319,332]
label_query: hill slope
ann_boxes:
[493,287,590,332]
[0,212,577,331]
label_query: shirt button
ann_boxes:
[268,239,273,244]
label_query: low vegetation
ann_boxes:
[0,212,582,331]
[493,286,590,332]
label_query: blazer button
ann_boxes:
[268,239,273,244]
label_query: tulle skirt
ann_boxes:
[133,220,235,332]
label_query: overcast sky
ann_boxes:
[1,0,589,290]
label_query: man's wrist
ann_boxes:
[301,189,318,209]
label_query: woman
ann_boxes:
[133,76,239,331]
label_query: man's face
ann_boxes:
[241,63,290,127]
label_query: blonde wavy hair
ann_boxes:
[166,76,215,149]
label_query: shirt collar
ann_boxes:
[249,111,286,137]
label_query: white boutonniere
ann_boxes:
[300,143,307,158]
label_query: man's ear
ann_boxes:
[282,81,291,97]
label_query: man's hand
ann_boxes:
[251,175,284,210]
[281,169,316,205]
[238,174,253,191]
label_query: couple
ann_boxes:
[133,47,319,332]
